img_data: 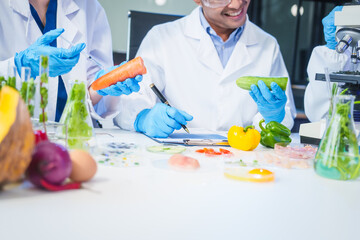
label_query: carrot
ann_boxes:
[91,56,147,91]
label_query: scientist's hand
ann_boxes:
[322,6,343,50]
[14,28,85,78]
[95,62,143,96]
[249,80,287,123]
[134,103,193,138]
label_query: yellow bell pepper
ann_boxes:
[227,125,261,151]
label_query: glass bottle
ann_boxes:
[59,80,95,150]
[315,95,360,180]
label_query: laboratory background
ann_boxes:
[99,0,336,129]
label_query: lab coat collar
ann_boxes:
[61,0,80,16]
[222,20,259,82]
[184,7,259,75]
[184,7,258,46]
[57,0,80,48]
[10,0,33,41]
[184,7,223,75]
[184,7,203,40]
[9,0,80,46]
[9,0,30,19]
[239,15,259,46]
[9,0,80,19]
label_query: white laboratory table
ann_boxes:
[0,128,359,240]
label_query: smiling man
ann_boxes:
[114,0,296,138]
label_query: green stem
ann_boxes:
[244,125,255,132]
[339,88,348,95]
[259,119,267,132]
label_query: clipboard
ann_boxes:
[149,133,229,146]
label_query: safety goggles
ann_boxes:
[202,0,232,8]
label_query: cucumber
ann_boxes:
[236,76,288,91]
[147,145,186,154]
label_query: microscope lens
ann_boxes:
[336,34,353,54]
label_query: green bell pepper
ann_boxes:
[259,119,291,148]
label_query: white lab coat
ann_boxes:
[0,0,120,122]
[114,7,296,132]
[305,46,359,122]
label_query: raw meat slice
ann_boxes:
[168,154,200,170]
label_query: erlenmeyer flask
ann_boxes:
[59,80,95,150]
[315,95,360,180]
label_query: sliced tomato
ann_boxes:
[219,148,231,154]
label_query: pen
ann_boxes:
[149,83,190,134]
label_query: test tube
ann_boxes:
[7,65,17,89]
[39,55,49,124]
[20,67,30,102]
[336,34,353,54]
[21,67,36,117]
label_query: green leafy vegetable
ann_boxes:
[20,81,27,101]
[62,81,93,149]
[21,78,36,117]
[6,76,16,89]
[27,78,36,117]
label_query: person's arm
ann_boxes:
[84,2,117,120]
[85,2,144,120]
[113,27,168,131]
[89,87,102,106]
[251,42,296,130]
[270,43,297,129]
[304,6,357,122]
[0,29,84,79]
[304,46,352,122]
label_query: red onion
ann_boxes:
[27,141,72,187]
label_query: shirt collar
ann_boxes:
[199,7,243,43]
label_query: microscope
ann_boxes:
[334,1,360,65]
[300,1,360,145]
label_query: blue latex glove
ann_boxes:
[134,103,193,138]
[95,62,143,96]
[249,80,287,123]
[14,28,85,79]
[322,6,343,50]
